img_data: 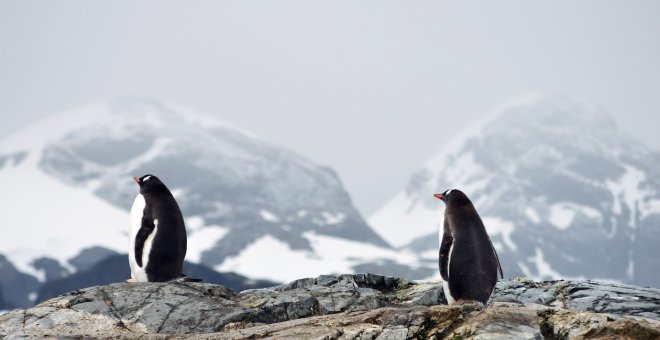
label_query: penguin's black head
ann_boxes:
[434,189,468,205]
[133,174,166,193]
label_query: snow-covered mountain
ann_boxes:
[370,94,660,287]
[0,98,424,307]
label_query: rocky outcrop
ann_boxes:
[35,254,279,304]
[1,274,659,339]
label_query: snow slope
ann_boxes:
[0,153,128,281]
[217,232,422,283]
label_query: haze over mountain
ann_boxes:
[3,1,660,218]
[370,94,660,287]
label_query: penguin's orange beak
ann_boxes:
[434,194,444,200]
[133,177,141,183]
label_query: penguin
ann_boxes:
[435,189,503,308]
[128,174,199,282]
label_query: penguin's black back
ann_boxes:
[137,177,187,282]
[443,190,502,305]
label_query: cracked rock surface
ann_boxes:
[1,274,659,339]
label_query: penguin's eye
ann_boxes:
[143,176,152,182]
[444,189,452,196]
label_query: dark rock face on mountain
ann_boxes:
[2,273,659,338]
[0,286,11,310]
[371,95,660,287]
[68,246,119,272]
[0,255,40,309]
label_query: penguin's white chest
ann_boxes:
[129,194,156,282]
[443,240,456,305]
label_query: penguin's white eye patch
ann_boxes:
[143,176,152,182]
[445,189,453,196]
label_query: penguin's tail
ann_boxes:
[175,274,203,282]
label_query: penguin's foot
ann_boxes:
[460,300,485,312]
[126,278,137,283]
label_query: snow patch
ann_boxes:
[518,261,532,278]
[187,225,229,263]
[578,205,602,220]
[186,216,205,232]
[304,231,420,267]
[643,199,660,217]
[548,202,602,230]
[369,192,443,247]
[217,232,421,283]
[606,165,652,226]
[321,212,346,225]
[482,217,517,251]
[525,207,541,224]
[627,249,634,280]
[419,249,438,261]
[259,210,280,223]
[521,247,587,281]
[0,155,128,279]
[528,247,563,280]
[170,188,186,199]
[549,204,575,230]
[217,235,330,282]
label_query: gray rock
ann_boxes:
[1,274,659,339]
[493,278,660,320]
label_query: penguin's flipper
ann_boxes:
[134,213,155,268]
[439,219,453,281]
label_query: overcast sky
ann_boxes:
[1,0,659,216]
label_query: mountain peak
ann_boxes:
[490,94,613,127]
